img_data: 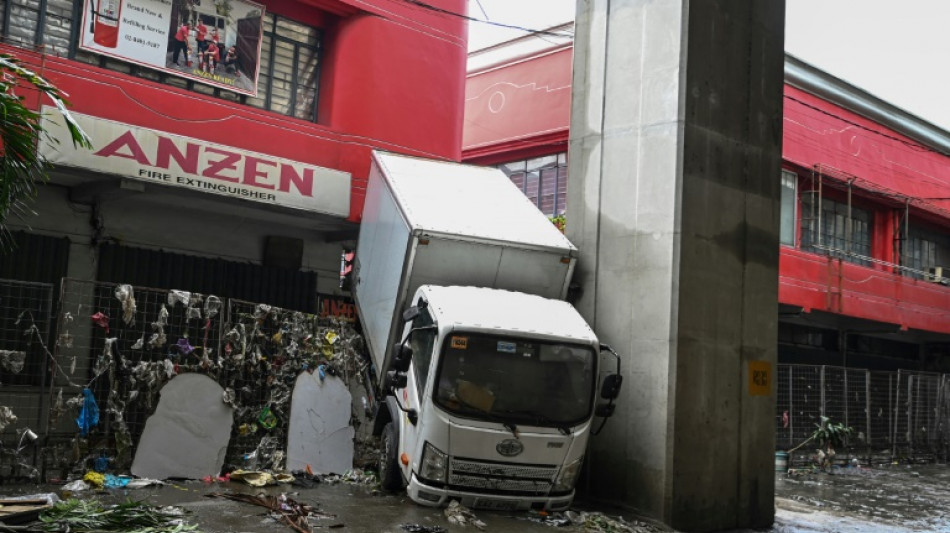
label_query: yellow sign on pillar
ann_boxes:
[748,361,771,396]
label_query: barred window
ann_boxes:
[800,195,872,266]
[901,225,950,280]
[0,3,321,121]
[498,153,568,217]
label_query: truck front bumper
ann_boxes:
[407,473,574,511]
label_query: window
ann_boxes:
[902,225,950,280]
[780,171,797,246]
[498,153,568,217]
[801,195,872,266]
[410,305,437,395]
[1,4,321,121]
[246,15,322,120]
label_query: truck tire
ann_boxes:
[379,422,404,491]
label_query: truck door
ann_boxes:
[402,303,437,474]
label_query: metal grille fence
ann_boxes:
[777,364,950,463]
[0,278,368,482]
[0,279,54,479]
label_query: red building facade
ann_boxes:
[2,0,467,309]
[463,37,950,371]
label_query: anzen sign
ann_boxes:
[39,108,351,217]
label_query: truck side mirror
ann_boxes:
[402,306,421,322]
[601,374,622,400]
[392,341,412,372]
[387,370,408,390]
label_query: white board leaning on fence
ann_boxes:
[131,373,234,479]
[286,371,354,474]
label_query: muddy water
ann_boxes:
[772,464,950,532]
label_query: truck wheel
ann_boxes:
[379,422,404,491]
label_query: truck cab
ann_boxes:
[375,285,609,511]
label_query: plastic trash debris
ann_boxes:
[444,500,486,530]
[0,406,18,431]
[259,406,277,429]
[0,350,26,373]
[167,290,191,307]
[93,454,110,473]
[61,479,91,492]
[204,295,222,318]
[83,471,105,489]
[273,472,295,484]
[186,306,202,320]
[124,478,163,489]
[223,388,237,407]
[57,332,73,348]
[401,525,446,533]
[175,337,195,356]
[90,312,110,334]
[229,470,275,487]
[131,337,144,350]
[104,474,130,488]
[76,388,100,436]
[114,284,136,326]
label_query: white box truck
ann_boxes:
[354,151,621,511]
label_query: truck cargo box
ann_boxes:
[353,151,577,377]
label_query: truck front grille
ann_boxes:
[449,457,556,495]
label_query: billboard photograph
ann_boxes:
[80,0,265,96]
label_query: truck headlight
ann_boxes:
[419,442,448,483]
[553,457,583,492]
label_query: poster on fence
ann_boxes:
[79,0,265,96]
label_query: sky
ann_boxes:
[466,0,950,132]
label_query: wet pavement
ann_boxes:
[4,464,950,532]
[769,464,950,533]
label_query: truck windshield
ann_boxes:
[433,333,595,427]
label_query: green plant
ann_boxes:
[809,416,853,450]
[0,53,90,248]
[550,213,565,233]
[40,498,200,533]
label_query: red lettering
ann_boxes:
[243,156,277,190]
[279,165,314,197]
[94,131,151,165]
[155,137,199,173]
[201,147,241,182]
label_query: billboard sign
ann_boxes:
[79,0,265,96]
[39,108,352,217]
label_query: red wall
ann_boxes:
[11,0,467,222]
[463,46,572,162]
[462,46,950,335]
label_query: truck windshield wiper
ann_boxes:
[450,395,519,438]
[497,409,572,435]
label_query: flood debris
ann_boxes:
[444,500,486,529]
[228,470,295,486]
[524,510,659,532]
[0,494,58,524]
[38,498,198,533]
[400,525,446,533]
[208,492,339,533]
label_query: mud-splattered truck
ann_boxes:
[353,151,622,511]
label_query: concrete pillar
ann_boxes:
[567,1,784,531]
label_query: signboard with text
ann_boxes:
[79,0,265,96]
[39,108,351,217]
